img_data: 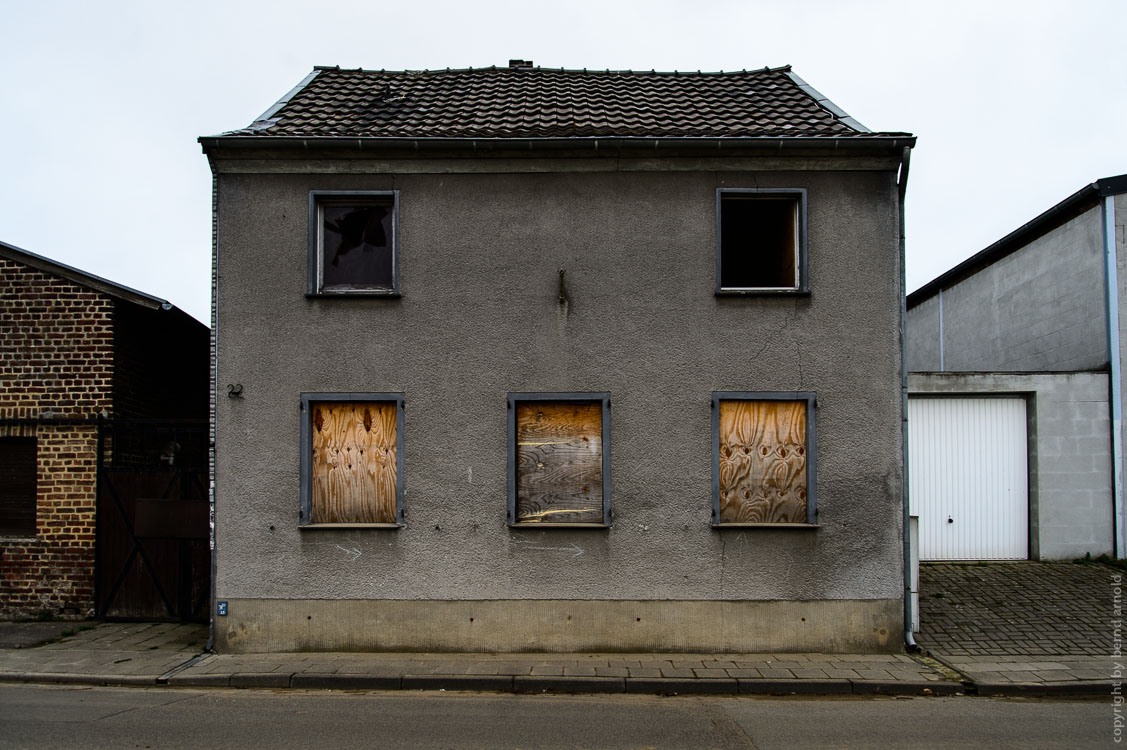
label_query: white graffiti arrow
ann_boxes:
[520,542,584,558]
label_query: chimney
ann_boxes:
[508,59,533,69]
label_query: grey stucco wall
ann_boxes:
[909,372,1113,560]
[907,205,1107,372]
[906,294,940,371]
[213,160,904,613]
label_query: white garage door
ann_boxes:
[908,397,1028,560]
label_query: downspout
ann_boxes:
[1103,194,1125,557]
[206,167,219,652]
[898,145,918,649]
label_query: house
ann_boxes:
[906,175,1127,562]
[200,61,916,653]
[0,241,209,620]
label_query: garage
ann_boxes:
[908,396,1029,560]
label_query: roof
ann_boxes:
[0,239,173,310]
[209,64,911,142]
[908,174,1127,309]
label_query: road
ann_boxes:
[0,684,1110,749]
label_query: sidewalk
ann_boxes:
[0,621,961,695]
[0,561,1115,697]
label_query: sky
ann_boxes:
[2,0,1125,324]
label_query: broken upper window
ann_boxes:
[309,191,399,295]
[507,394,611,527]
[716,189,807,293]
[299,394,404,527]
[712,393,817,526]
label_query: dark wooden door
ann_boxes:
[96,420,208,621]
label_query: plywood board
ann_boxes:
[515,401,603,523]
[311,402,397,524]
[718,400,807,523]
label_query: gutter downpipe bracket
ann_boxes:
[897,145,918,649]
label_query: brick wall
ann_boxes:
[0,257,113,619]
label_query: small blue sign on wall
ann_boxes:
[217,601,228,616]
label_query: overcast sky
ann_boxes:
[3,1,1124,324]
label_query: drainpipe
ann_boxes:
[206,169,219,652]
[1103,194,1125,557]
[897,146,918,649]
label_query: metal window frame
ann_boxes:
[299,392,405,528]
[715,188,808,295]
[307,190,401,296]
[507,392,612,528]
[711,391,818,527]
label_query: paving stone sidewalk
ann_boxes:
[0,563,1115,697]
[916,560,1118,692]
[0,622,206,686]
[0,621,959,696]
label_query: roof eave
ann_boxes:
[199,134,916,155]
[0,239,172,311]
[907,174,1127,308]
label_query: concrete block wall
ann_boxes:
[909,372,1113,560]
[907,205,1106,373]
[0,258,113,619]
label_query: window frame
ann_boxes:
[711,391,818,527]
[0,436,37,538]
[507,392,612,528]
[715,188,808,295]
[307,190,400,297]
[299,392,405,528]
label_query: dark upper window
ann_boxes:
[711,392,817,526]
[0,437,37,536]
[507,393,611,527]
[299,393,405,527]
[716,188,807,293]
[308,191,399,295]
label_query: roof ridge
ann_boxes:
[310,64,793,77]
[204,64,911,142]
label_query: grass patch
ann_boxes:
[1074,552,1127,572]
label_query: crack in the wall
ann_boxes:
[718,532,727,598]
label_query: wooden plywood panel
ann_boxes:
[718,400,807,523]
[516,401,603,523]
[311,402,397,524]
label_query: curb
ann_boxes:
[0,671,1107,697]
[973,680,1114,697]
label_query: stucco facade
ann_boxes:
[207,159,909,652]
[203,65,914,653]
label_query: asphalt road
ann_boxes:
[0,685,1111,749]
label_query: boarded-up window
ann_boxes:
[310,191,399,295]
[508,394,610,526]
[300,395,404,526]
[0,437,37,536]
[713,393,816,525]
[716,189,806,293]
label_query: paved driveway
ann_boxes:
[916,560,1116,687]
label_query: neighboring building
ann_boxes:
[201,62,915,653]
[906,175,1127,561]
[0,241,209,620]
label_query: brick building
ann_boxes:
[1,240,208,620]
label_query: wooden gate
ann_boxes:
[96,419,209,621]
